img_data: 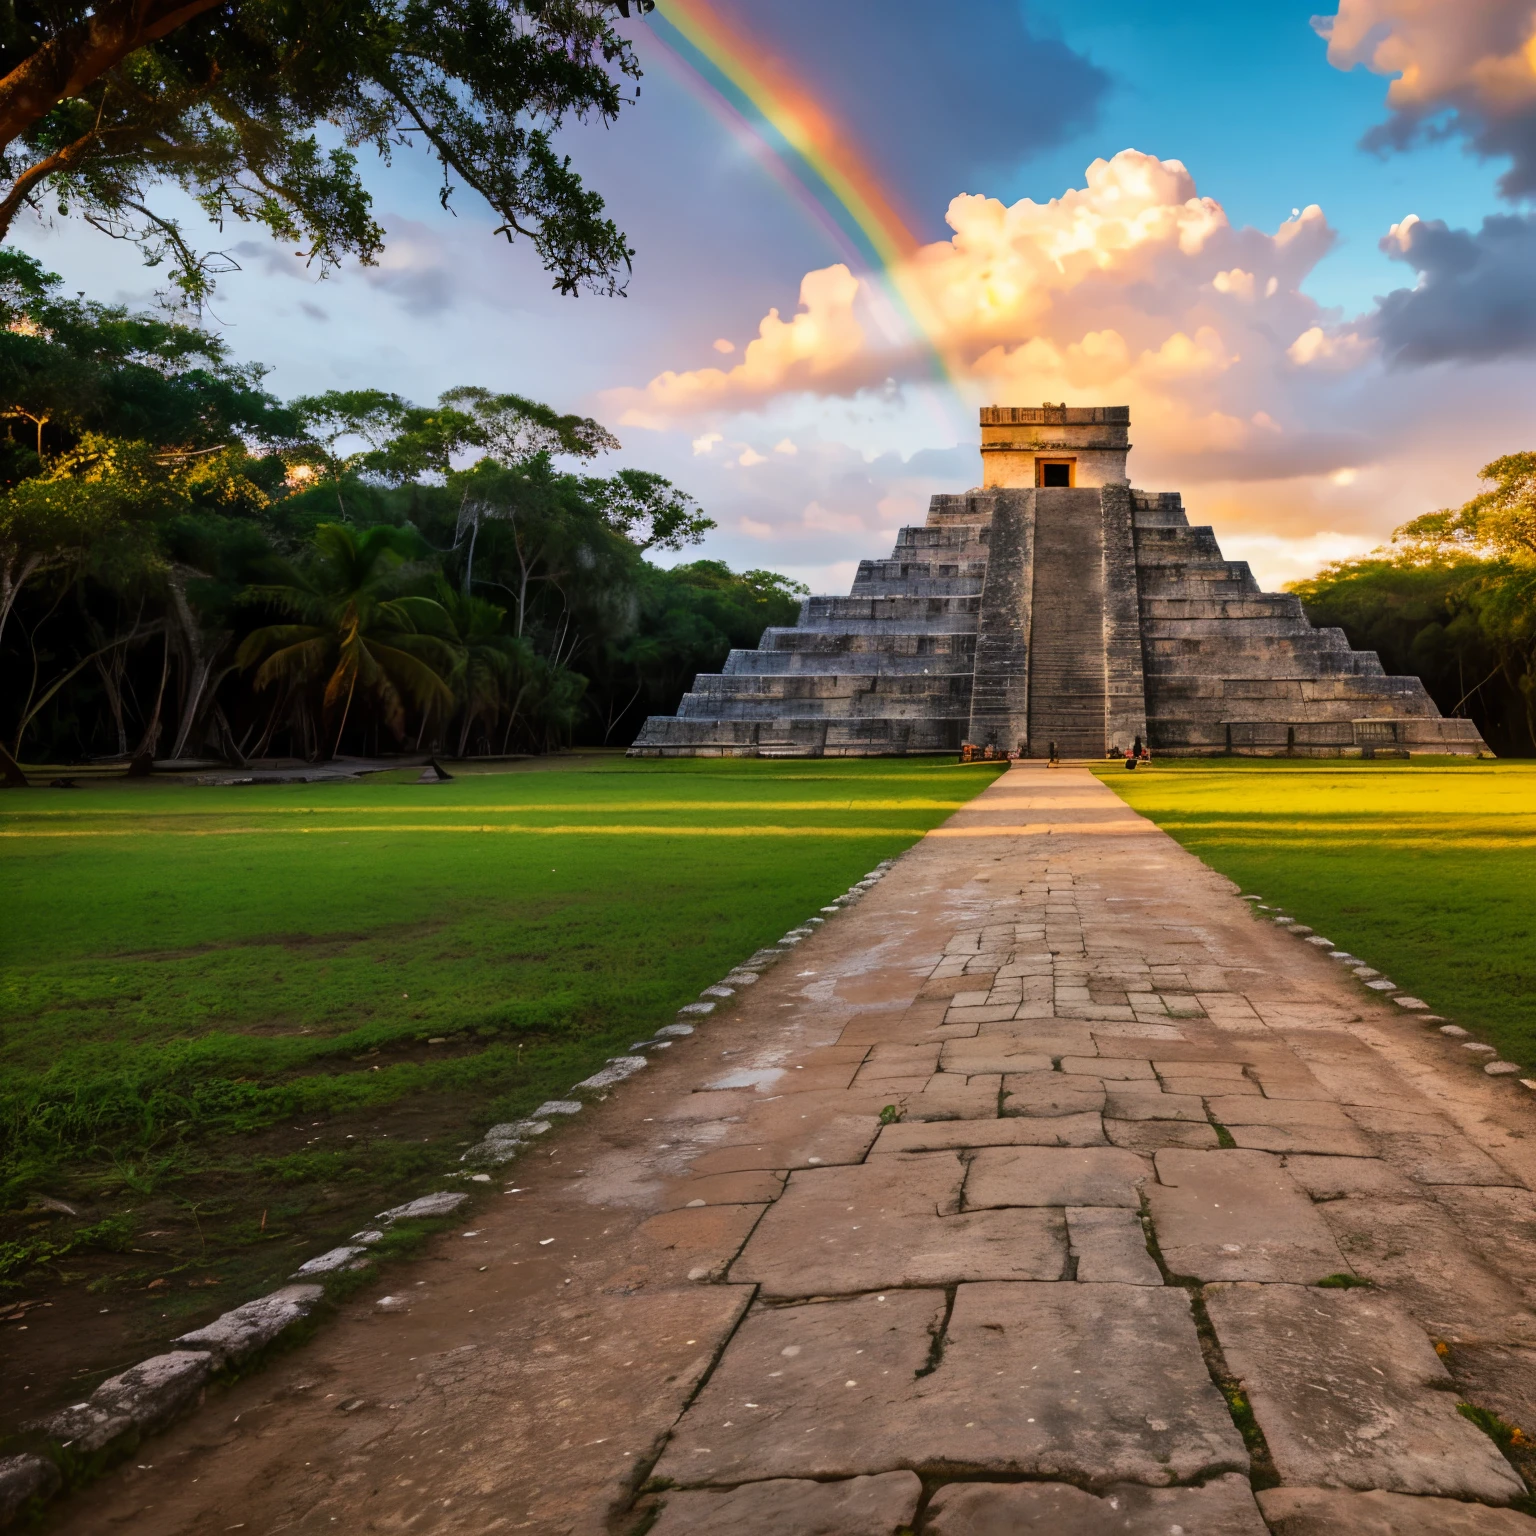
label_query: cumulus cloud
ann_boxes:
[1369,208,1536,363]
[1287,325,1372,369]
[1315,0,1536,198]
[613,150,1362,482]
[620,264,865,424]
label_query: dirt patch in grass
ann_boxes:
[1,1089,489,1434]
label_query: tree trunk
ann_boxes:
[94,650,128,757]
[0,547,43,654]
[0,740,28,787]
[133,628,172,761]
[165,568,227,760]
[213,703,246,767]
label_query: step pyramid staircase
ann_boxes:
[629,408,1487,759]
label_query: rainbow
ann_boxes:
[645,0,967,408]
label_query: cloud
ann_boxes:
[617,264,865,423]
[613,150,1362,482]
[229,217,457,316]
[712,338,735,354]
[1367,209,1536,364]
[1287,325,1372,369]
[1315,0,1536,198]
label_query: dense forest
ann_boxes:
[1291,451,1536,758]
[0,251,804,771]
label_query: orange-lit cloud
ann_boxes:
[620,264,865,426]
[1315,0,1536,197]
[612,150,1364,481]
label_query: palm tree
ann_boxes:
[435,587,528,757]
[237,523,456,758]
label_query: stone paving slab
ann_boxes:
[674,1090,883,1172]
[910,1282,1249,1486]
[630,1203,768,1285]
[1226,1121,1377,1155]
[649,1471,922,1535]
[1206,1283,1526,1502]
[1369,1132,1524,1187]
[1257,1487,1536,1534]
[1105,1118,1220,1153]
[1147,1149,1349,1283]
[1064,1055,1155,1079]
[1066,1207,1162,1284]
[1002,1074,1107,1117]
[658,1282,1247,1489]
[1317,1196,1536,1344]
[921,1473,1266,1534]
[903,1073,1004,1120]
[1278,1153,1418,1199]
[731,1155,1067,1296]
[1434,1186,1536,1309]
[964,1146,1149,1209]
[1205,1094,1355,1128]
[1104,1088,1207,1122]
[651,1290,945,1486]
[659,1169,784,1209]
[870,1113,1107,1153]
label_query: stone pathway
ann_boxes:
[59,766,1536,1535]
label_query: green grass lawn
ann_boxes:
[1094,758,1536,1067]
[0,754,1000,1420]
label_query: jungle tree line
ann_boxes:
[0,249,805,770]
[1290,452,1536,757]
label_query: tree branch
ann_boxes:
[0,0,225,156]
[0,99,117,241]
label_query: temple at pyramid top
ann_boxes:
[979,404,1131,489]
[629,405,1489,759]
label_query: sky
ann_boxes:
[16,0,1536,592]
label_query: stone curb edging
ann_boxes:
[1244,895,1527,1080]
[0,859,896,1529]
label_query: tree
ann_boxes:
[587,467,714,552]
[0,248,295,485]
[1,433,184,649]
[0,0,652,305]
[441,386,620,465]
[290,385,620,494]
[436,585,525,756]
[236,521,456,755]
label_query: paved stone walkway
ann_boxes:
[62,766,1536,1534]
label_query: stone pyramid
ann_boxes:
[629,406,1488,758]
